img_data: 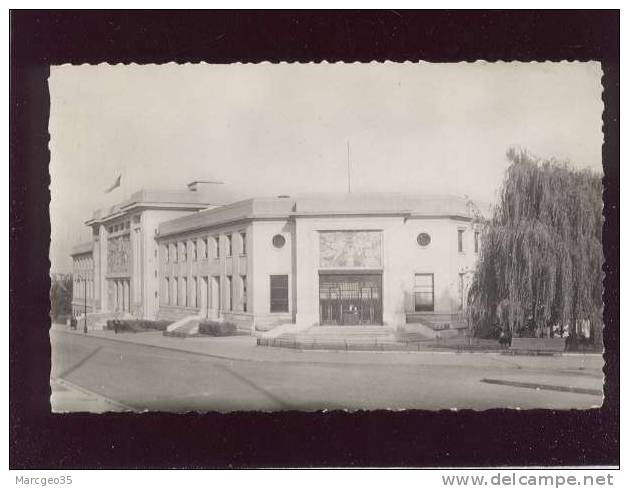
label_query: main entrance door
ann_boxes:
[319,273,382,325]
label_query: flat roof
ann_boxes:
[157,193,489,238]
[86,188,223,225]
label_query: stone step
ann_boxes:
[303,326,394,335]
[163,315,200,337]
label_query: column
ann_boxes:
[99,225,109,312]
[124,280,130,312]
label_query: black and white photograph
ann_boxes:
[10,9,619,472]
[48,61,605,412]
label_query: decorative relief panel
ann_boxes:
[319,231,383,269]
[107,234,131,274]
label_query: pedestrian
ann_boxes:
[499,330,509,349]
[114,319,119,335]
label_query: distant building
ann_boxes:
[70,242,95,317]
[71,182,484,334]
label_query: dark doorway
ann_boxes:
[319,273,382,325]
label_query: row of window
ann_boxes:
[73,278,95,300]
[413,272,470,312]
[108,221,130,234]
[164,231,246,263]
[163,274,249,312]
[161,274,291,314]
[73,257,93,269]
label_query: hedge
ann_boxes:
[105,319,173,332]
[197,320,237,337]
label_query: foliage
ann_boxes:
[50,273,73,321]
[198,320,237,336]
[104,319,173,332]
[468,148,603,343]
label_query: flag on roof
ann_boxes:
[105,174,121,193]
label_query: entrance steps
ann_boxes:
[163,315,201,338]
[294,325,396,340]
[266,325,399,348]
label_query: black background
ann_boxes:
[10,10,620,468]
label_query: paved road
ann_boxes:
[50,330,603,412]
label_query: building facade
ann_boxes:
[70,242,95,317]
[72,184,484,334]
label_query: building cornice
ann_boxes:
[85,202,210,226]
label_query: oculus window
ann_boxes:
[272,234,286,249]
[417,232,431,247]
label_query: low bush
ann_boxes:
[138,320,172,331]
[105,319,173,332]
[198,320,237,337]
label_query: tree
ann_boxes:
[50,273,73,321]
[467,148,603,344]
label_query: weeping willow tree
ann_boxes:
[468,148,603,343]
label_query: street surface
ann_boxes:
[50,328,604,412]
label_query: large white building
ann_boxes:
[71,182,484,335]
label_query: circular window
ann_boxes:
[272,234,286,248]
[417,233,431,247]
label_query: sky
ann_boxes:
[49,61,603,273]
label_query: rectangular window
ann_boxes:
[172,277,178,305]
[459,273,465,310]
[202,237,208,259]
[458,229,465,253]
[240,232,247,255]
[165,245,169,263]
[270,275,289,313]
[191,276,197,308]
[164,277,169,305]
[414,273,434,312]
[172,243,178,263]
[181,277,187,307]
[226,275,233,311]
[241,275,247,312]
[227,234,233,257]
[214,236,220,258]
[214,276,221,311]
[192,240,197,261]
[181,242,187,262]
[474,231,479,253]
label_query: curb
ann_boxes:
[481,378,602,396]
[51,328,604,370]
[52,328,513,368]
[51,376,136,411]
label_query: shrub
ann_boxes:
[104,319,173,332]
[198,320,237,337]
[138,320,172,331]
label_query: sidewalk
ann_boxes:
[50,377,131,413]
[50,323,605,373]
